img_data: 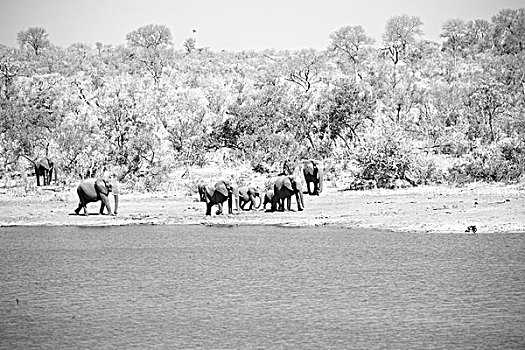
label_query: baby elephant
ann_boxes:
[74,178,119,216]
[237,186,262,211]
[262,190,274,210]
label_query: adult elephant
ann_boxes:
[302,159,323,195]
[19,154,57,186]
[272,176,304,212]
[74,178,119,216]
[237,186,262,211]
[204,180,236,215]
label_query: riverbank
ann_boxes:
[0,182,524,233]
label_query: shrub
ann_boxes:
[353,130,415,188]
[446,139,525,183]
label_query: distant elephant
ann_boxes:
[204,180,236,215]
[74,178,119,216]
[19,154,57,186]
[237,186,262,211]
[272,176,304,212]
[302,159,323,195]
[262,189,274,210]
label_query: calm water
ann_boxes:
[0,225,524,349]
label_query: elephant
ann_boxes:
[203,180,236,215]
[302,159,323,195]
[271,175,304,212]
[19,154,57,186]
[262,190,274,210]
[237,186,262,211]
[74,178,119,216]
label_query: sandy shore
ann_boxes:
[1,182,524,233]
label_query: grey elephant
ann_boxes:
[19,154,57,186]
[74,178,119,216]
[272,176,304,212]
[204,180,236,215]
[262,189,274,210]
[237,186,262,211]
[302,159,323,195]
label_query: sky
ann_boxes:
[0,0,523,51]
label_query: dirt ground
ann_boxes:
[0,181,524,233]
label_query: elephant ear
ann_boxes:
[39,158,53,170]
[215,181,230,197]
[304,161,314,175]
[284,176,295,191]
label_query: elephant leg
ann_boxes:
[75,190,89,215]
[249,195,257,210]
[286,197,292,211]
[239,199,247,211]
[313,181,319,195]
[74,203,86,215]
[206,202,213,216]
[308,181,314,195]
[36,172,41,186]
[296,191,304,211]
[216,202,223,215]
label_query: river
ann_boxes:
[1,225,524,349]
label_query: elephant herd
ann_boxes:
[198,160,324,216]
[71,159,323,218]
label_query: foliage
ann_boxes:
[16,27,50,55]
[1,9,525,189]
[353,127,417,188]
[447,139,525,183]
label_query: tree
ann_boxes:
[318,81,376,148]
[17,27,50,55]
[0,48,21,99]
[281,49,325,93]
[125,24,172,49]
[126,24,174,85]
[464,19,491,53]
[441,18,467,61]
[491,8,525,54]
[382,14,423,65]
[328,25,375,82]
[183,37,196,54]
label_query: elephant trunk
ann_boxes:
[113,194,119,215]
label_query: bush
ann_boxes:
[353,130,416,188]
[446,139,525,184]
